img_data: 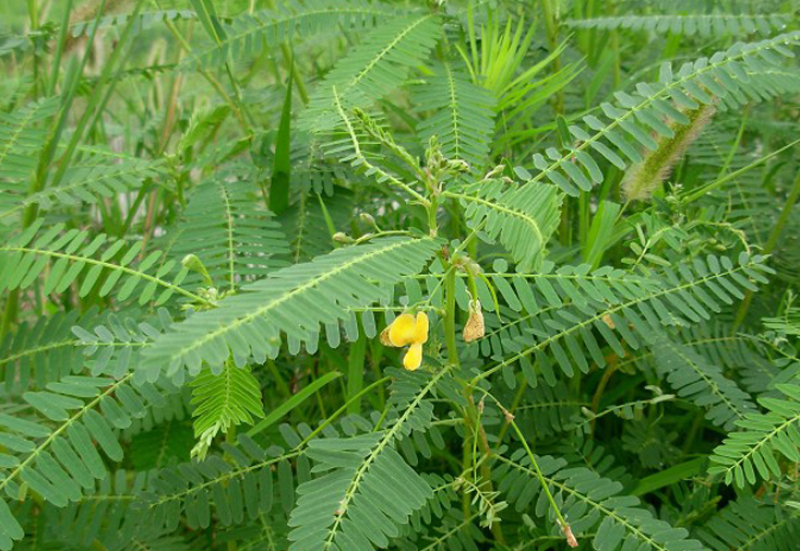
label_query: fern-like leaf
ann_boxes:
[142,236,441,380]
[709,383,800,488]
[0,97,58,183]
[71,9,198,37]
[181,0,398,69]
[445,180,562,271]
[278,186,354,264]
[495,450,705,550]
[474,253,772,386]
[44,470,169,550]
[189,359,264,460]
[300,14,441,131]
[698,497,800,551]
[1,151,160,221]
[516,32,800,196]
[0,310,96,394]
[71,309,173,379]
[514,381,583,437]
[0,372,171,546]
[0,220,206,307]
[146,431,313,530]
[288,367,445,551]
[415,61,495,171]
[565,13,792,36]
[652,336,756,429]
[170,178,289,290]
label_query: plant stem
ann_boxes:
[508,415,576,546]
[680,137,800,205]
[444,268,460,368]
[540,0,562,114]
[477,385,575,547]
[733,165,800,328]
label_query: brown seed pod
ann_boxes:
[463,300,485,343]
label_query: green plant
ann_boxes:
[2,1,800,550]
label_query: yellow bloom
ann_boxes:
[381,312,429,370]
[403,343,423,371]
[387,313,417,347]
[412,312,429,344]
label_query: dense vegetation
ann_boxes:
[1,0,800,549]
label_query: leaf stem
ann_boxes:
[444,267,460,368]
[733,165,800,328]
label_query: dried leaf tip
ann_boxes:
[560,520,579,548]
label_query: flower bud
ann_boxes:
[359,212,377,228]
[182,253,213,286]
[333,232,353,244]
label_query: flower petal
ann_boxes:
[412,312,429,344]
[388,313,417,347]
[379,326,395,347]
[403,343,423,371]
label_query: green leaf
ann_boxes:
[300,15,441,131]
[189,0,227,44]
[415,61,495,171]
[143,237,441,379]
[446,180,563,272]
[248,371,342,437]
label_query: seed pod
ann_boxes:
[463,300,485,342]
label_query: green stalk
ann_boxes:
[540,0,562,114]
[48,0,74,97]
[733,166,800,328]
[264,0,309,104]
[1,0,111,336]
[444,268,460,368]
[495,376,527,445]
[29,0,109,221]
[296,377,391,450]
[346,328,367,415]
[155,0,251,133]
[679,137,800,205]
[476,384,575,546]
[29,0,40,96]
[50,0,144,191]
[508,414,576,546]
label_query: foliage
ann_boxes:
[2,1,800,551]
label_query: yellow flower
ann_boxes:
[380,312,429,370]
[388,313,417,346]
[412,311,429,344]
